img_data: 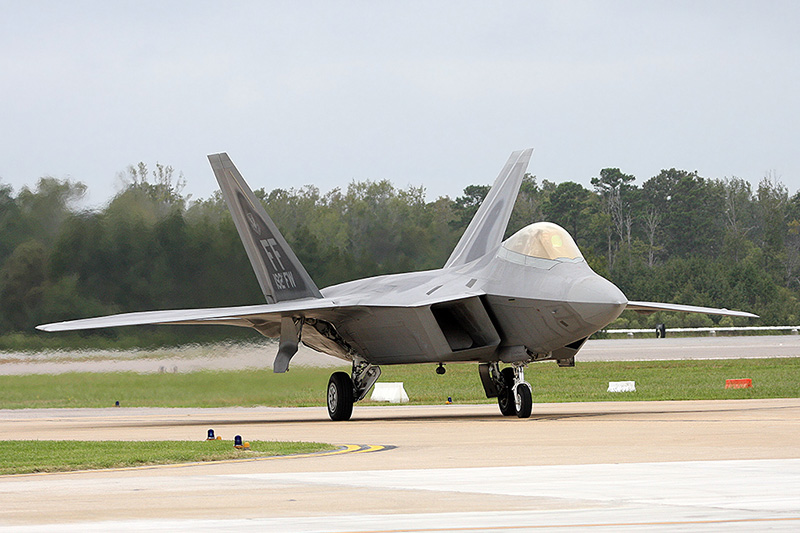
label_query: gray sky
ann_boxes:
[1,1,798,207]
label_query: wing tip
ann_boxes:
[626,300,759,318]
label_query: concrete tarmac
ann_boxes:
[2,399,800,531]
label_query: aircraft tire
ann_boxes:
[498,367,516,416]
[327,372,354,421]
[515,384,532,419]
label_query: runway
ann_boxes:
[581,334,800,361]
[3,334,799,375]
[2,399,799,531]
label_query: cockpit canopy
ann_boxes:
[501,222,583,262]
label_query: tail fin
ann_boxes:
[208,153,322,303]
[444,149,533,268]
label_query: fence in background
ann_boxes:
[606,325,800,337]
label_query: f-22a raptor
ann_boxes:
[39,150,757,420]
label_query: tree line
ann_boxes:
[2,162,799,343]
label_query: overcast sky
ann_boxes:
[1,1,798,207]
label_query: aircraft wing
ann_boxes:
[626,301,759,318]
[36,299,343,333]
[36,288,488,333]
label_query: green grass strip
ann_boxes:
[0,358,797,409]
[0,440,334,475]
[380,358,800,403]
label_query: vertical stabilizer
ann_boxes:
[208,153,323,303]
[444,149,533,268]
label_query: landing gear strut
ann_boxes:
[326,359,381,421]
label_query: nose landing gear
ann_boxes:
[436,363,446,375]
[497,367,516,416]
[496,363,532,418]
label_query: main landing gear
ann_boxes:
[495,363,532,418]
[326,372,354,421]
[326,359,381,421]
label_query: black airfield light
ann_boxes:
[233,435,251,450]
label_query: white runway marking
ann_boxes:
[8,513,800,532]
[229,459,800,511]
[5,459,800,532]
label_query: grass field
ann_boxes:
[0,358,797,409]
[0,440,334,475]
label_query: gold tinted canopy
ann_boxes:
[502,222,583,260]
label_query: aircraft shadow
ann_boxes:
[83,402,793,429]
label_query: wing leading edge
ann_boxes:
[38,298,757,333]
[626,301,759,318]
[36,299,340,333]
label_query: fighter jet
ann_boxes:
[38,150,757,420]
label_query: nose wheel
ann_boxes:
[497,364,532,418]
[498,367,516,416]
[514,381,532,418]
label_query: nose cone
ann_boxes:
[567,275,628,327]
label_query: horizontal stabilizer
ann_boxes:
[626,301,759,318]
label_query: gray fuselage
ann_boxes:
[310,245,627,366]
